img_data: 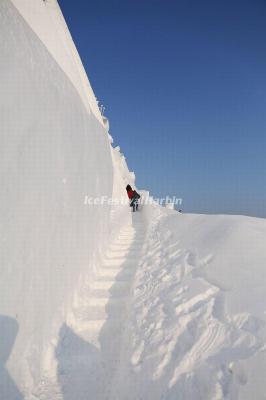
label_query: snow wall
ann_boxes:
[0,0,133,395]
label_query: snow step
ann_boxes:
[97,274,133,282]
[74,319,106,331]
[118,234,136,239]
[89,297,127,307]
[102,258,136,268]
[106,250,133,258]
[116,235,143,240]
[117,236,145,242]
[116,236,144,241]
[92,281,131,297]
[81,303,126,320]
[76,318,123,333]
[73,298,126,320]
[91,288,129,298]
[114,242,143,248]
[73,319,124,345]
[109,243,131,248]
[114,240,135,246]
[98,268,135,280]
[106,252,141,260]
[108,245,143,254]
[93,280,131,291]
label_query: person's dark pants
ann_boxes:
[130,198,138,212]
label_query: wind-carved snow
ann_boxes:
[0,0,131,396]
[10,0,102,122]
[25,204,266,400]
[38,206,266,400]
[110,207,266,400]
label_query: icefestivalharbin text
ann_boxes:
[84,195,183,206]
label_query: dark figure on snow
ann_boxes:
[126,184,140,212]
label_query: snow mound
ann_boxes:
[113,207,266,400]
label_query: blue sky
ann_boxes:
[59,0,266,218]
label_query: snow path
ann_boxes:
[34,210,266,400]
[2,1,266,398]
[36,213,146,400]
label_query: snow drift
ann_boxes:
[112,207,266,400]
[0,0,132,396]
[1,0,266,399]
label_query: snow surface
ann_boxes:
[10,0,102,122]
[1,0,266,399]
[0,0,132,396]
[111,207,266,400]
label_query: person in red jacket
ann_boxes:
[126,184,140,212]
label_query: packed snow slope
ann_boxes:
[111,206,266,400]
[37,205,266,400]
[0,0,132,397]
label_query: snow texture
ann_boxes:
[0,0,132,396]
[1,1,266,399]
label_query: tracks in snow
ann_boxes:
[110,222,266,400]
[34,211,266,400]
[58,215,146,400]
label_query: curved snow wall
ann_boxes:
[0,0,127,394]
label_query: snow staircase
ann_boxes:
[72,218,145,353]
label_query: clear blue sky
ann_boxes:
[59,0,266,218]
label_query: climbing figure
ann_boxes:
[126,184,140,212]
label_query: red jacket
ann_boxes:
[127,190,134,199]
